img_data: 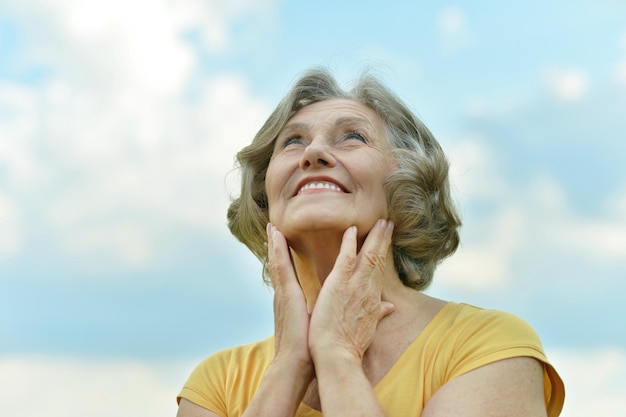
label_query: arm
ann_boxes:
[176,358,311,417]
[241,224,314,417]
[177,399,222,417]
[179,225,313,417]
[313,350,386,417]
[178,222,392,417]
[422,357,548,417]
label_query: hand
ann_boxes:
[266,224,314,376]
[308,219,396,363]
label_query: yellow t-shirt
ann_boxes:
[178,302,565,416]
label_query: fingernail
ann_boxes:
[385,220,394,238]
[266,223,271,236]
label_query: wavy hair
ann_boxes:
[227,68,461,290]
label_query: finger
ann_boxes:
[355,219,393,276]
[359,219,393,257]
[329,226,358,279]
[266,223,277,288]
[266,224,298,290]
[380,301,396,320]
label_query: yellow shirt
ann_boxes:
[178,302,565,416]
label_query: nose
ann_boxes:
[299,137,336,170]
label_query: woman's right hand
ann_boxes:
[227,226,313,417]
[266,224,314,378]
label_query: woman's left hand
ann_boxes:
[308,219,396,364]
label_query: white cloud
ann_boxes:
[447,138,505,200]
[543,67,589,101]
[613,59,626,86]
[2,0,279,62]
[0,191,22,257]
[437,7,469,50]
[437,141,626,293]
[611,31,626,86]
[608,185,626,221]
[2,1,193,96]
[1,348,624,417]
[0,82,39,258]
[550,347,626,417]
[438,205,523,291]
[39,74,267,267]
[463,96,488,119]
[0,355,192,417]
[0,72,267,268]
[0,82,40,187]
[0,1,270,268]
[529,178,626,261]
[439,140,517,291]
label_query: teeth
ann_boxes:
[298,182,342,194]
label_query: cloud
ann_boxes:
[0,82,40,187]
[437,139,519,290]
[2,0,280,84]
[610,31,626,85]
[542,67,589,101]
[550,347,626,417]
[1,347,624,417]
[0,1,270,268]
[436,139,626,293]
[614,59,626,86]
[527,177,626,262]
[436,206,523,291]
[447,138,506,200]
[39,73,267,267]
[437,6,469,50]
[0,355,191,417]
[0,191,21,257]
[0,81,39,257]
[2,1,192,95]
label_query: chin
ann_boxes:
[283,217,351,235]
[282,215,381,239]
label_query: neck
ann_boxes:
[288,230,344,312]
[286,228,405,313]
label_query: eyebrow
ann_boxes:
[334,116,372,128]
[281,117,373,132]
[281,122,309,131]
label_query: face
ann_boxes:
[265,99,394,241]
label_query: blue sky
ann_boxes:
[1,1,625,415]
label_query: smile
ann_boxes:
[297,181,344,194]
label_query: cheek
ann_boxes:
[264,163,283,207]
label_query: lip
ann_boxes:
[293,176,349,196]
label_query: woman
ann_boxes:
[177,68,565,417]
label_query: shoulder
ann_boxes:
[432,303,548,369]
[425,302,565,416]
[422,302,549,375]
[190,336,275,377]
[177,336,275,411]
[435,302,544,350]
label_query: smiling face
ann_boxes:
[265,99,394,241]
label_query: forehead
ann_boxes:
[286,99,384,130]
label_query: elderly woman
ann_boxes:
[176,68,565,417]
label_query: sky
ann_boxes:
[1,0,625,416]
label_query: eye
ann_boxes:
[281,136,304,148]
[344,131,368,143]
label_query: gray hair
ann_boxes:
[227,67,461,290]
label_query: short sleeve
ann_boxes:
[446,307,565,417]
[177,349,232,417]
